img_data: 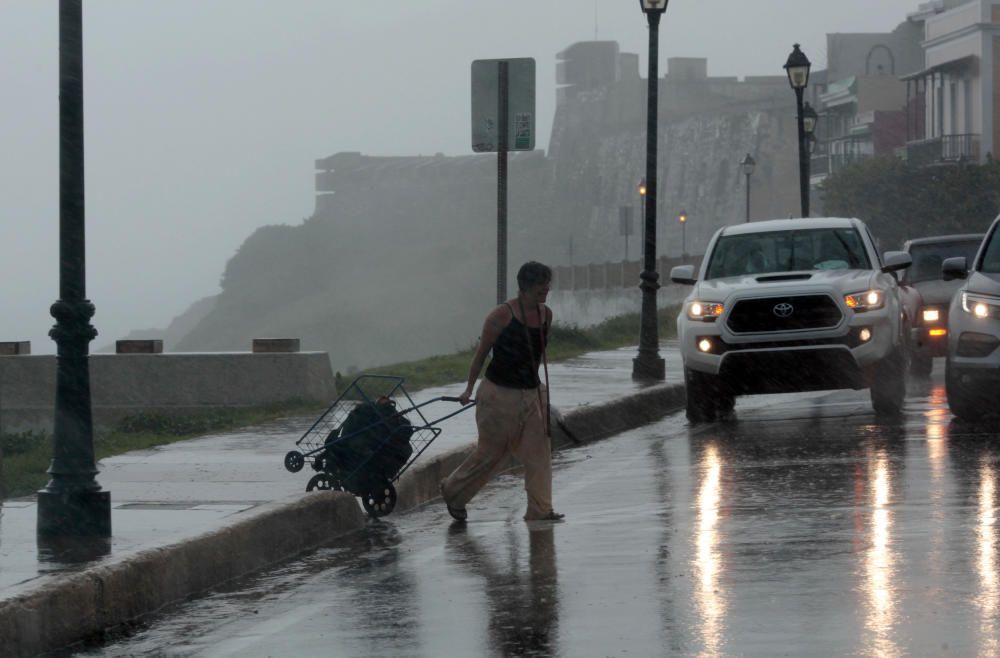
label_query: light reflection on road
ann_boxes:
[977,457,999,658]
[694,442,726,658]
[862,448,901,658]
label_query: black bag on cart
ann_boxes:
[325,397,414,486]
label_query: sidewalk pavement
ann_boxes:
[0,342,682,647]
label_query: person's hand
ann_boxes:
[459,385,474,406]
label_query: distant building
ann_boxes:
[901,0,1000,164]
[810,21,924,188]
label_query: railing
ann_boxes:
[906,134,980,166]
[552,255,705,291]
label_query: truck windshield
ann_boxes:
[905,239,982,283]
[980,228,1000,273]
[705,228,870,280]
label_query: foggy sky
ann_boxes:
[1,0,921,354]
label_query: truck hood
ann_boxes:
[967,271,1000,297]
[692,269,874,301]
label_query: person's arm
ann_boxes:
[459,305,510,405]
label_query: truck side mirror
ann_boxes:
[941,256,969,281]
[881,251,912,273]
[670,264,696,285]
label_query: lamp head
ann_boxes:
[679,210,688,224]
[802,102,818,136]
[638,0,669,14]
[739,153,756,176]
[638,178,647,196]
[784,43,811,90]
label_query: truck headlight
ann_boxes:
[688,301,724,321]
[962,292,999,319]
[844,290,885,312]
[921,307,941,324]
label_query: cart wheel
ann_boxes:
[306,473,343,492]
[361,482,397,518]
[284,451,305,473]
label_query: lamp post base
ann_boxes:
[632,354,666,381]
[37,489,111,538]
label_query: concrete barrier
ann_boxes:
[0,381,685,657]
[0,351,336,434]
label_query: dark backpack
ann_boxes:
[325,398,414,486]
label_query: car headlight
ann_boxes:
[844,289,885,312]
[921,306,941,324]
[961,292,1000,319]
[687,300,724,321]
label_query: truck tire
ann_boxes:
[685,367,733,423]
[946,360,982,421]
[870,349,906,417]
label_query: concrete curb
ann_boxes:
[0,492,365,658]
[0,382,685,657]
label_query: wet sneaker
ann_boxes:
[439,481,467,522]
[525,511,565,522]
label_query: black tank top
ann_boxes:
[484,304,547,389]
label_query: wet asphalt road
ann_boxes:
[83,370,1000,658]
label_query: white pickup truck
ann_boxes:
[671,217,913,422]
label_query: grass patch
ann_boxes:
[351,305,679,393]
[1,399,323,499]
[2,306,678,499]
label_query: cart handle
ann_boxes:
[440,396,476,404]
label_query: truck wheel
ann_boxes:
[871,349,906,417]
[946,360,981,421]
[685,367,731,423]
[910,352,933,378]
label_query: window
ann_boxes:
[705,228,871,280]
[979,228,1000,273]
[905,240,982,283]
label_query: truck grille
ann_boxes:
[726,295,842,333]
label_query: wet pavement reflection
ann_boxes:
[86,372,1000,657]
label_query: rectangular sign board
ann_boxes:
[471,58,535,153]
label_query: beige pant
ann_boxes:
[441,378,553,519]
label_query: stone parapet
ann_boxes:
[0,352,337,434]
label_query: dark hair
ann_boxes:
[516,261,552,291]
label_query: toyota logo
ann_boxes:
[773,302,795,318]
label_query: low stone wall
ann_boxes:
[0,352,337,434]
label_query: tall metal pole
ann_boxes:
[745,172,751,222]
[632,11,666,381]
[795,87,809,218]
[496,61,509,304]
[38,0,111,538]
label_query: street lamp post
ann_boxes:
[678,209,688,257]
[37,0,111,538]
[638,177,647,223]
[632,0,669,381]
[739,153,755,222]
[784,44,812,218]
[802,101,818,212]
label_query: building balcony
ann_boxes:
[809,152,871,179]
[905,134,980,166]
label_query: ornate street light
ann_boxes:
[784,43,812,218]
[632,0,670,381]
[739,153,756,222]
[38,0,111,539]
[678,209,688,257]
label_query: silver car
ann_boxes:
[672,217,912,422]
[942,215,1000,420]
